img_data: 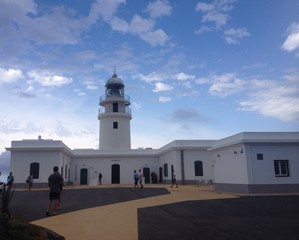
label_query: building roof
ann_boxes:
[209,132,299,151]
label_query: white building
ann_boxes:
[6,73,299,194]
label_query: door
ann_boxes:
[111,164,120,184]
[80,168,88,185]
[159,167,163,183]
[143,167,150,184]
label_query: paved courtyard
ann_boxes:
[9,185,299,240]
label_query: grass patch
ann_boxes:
[0,212,64,240]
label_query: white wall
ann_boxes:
[10,150,63,183]
[158,148,214,183]
[213,144,249,184]
[248,143,299,184]
[71,155,159,185]
[183,149,214,182]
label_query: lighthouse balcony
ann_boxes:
[99,94,130,106]
[98,107,131,116]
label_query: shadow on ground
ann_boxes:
[138,195,299,240]
[10,187,170,221]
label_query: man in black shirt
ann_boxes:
[46,166,63,216]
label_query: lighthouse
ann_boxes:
[98,72,132,149]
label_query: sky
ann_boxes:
[0,0,299,178]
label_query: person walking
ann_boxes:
[170,171,178,188]
[138,169,144,189]
[133,170,139,190]
[98,172,102,185]
[26,175,33,191]
[7,172,14,187]
[46,166,63,216]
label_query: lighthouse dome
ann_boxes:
[106,73,124,87]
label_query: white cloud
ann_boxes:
[0,0,168,52]
[139,28,168,46]
[86,85,98,90]
[138,72,165,82]
[195,0,236,29]
[110,16,129,32]
[282,23,299,52]
[28,70,73,87]
[195,2,215,12]
[159,96,171,102]
[132,101,142,110]
[130,15,155,34]
[129,15,168,46]
[202,11,228,28]
[197,70,299,122]
[89,1,170,46]
[88,0,125,23]
[238,71,299,122]
[173,72,195,81]
[146,0,172,19]
[153,82,173,92]
[239,85,299,122]
[195,0,249,45]
[197,73,245,96]
[224,28,250,44]
[0,67,24,84]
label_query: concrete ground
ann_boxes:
[9,184,299,240]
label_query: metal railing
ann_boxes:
[98,107,131,115]
[99,94,130,103]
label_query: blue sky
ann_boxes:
[0,0,299,177]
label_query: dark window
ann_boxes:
[65,165,68,179]
[274,160,289,177]
[194,161,203,176]
[257,153,263,160]
[164,163,168,177]
[113,122,118,129]
[113,103,118,112]
[30,162,39,179]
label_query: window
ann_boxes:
[30,162,39,179]
[257,153,263,160]
[113,103,118,112]
[274,160,289,177]
[65,164,68,179]
[164,163,168,177]
[113,122,118,129]
[194,161,203,176]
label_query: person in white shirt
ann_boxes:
[138,169,144,189]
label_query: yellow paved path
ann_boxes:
[31,185,237,240]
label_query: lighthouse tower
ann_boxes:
[98,72,132,149]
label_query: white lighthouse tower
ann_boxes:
[98,72,132,149]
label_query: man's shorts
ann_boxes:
[49,192,60,200]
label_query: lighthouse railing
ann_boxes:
[99,94,130,103]
[98,107,131,115]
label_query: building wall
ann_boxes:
[158,150,178,183]
[213,144,249,185]
[7,133,299,194]
[214,142,299,193]
[183,149,214,184]
[158,148,214,184]
[248,143,299,184]
[71,155,158,185]
[10,150,63,184]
